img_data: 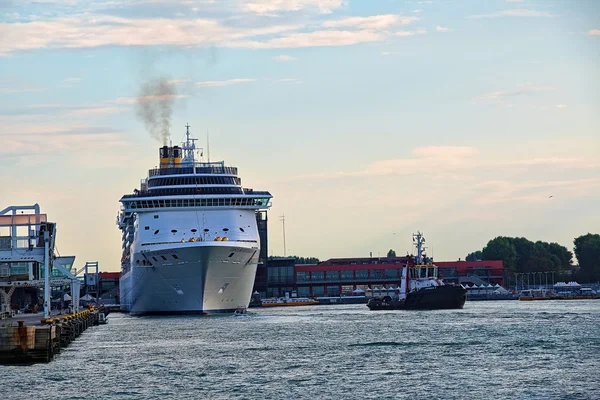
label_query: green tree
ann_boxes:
[267,256,320,264]
[387,249,397,257]
[512,237,534,272]
[574,234,600,282]
[482,237,517,272]
[547,242,573,269]
[294,256,320,264]
[466,250,483,261]
[468,236,572,275]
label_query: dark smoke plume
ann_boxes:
[136,78,177,145]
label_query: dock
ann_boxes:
[0,307,106,365]
[0,204,110,364]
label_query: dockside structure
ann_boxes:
[257,257,504,298]
[0,307,105,364]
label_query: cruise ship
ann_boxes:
[117,125,272,315]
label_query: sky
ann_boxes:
[1,0,599,271]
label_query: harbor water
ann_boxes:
[3,301,600,399]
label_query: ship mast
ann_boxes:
[412,231,427,264]
[181,123,198,166]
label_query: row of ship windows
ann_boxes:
[297,269,403,281]
[126,198,270,209]
[148,176,241,187]
[148,187,243,194]
[148,166,238,177]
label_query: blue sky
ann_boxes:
[1,0,599,270]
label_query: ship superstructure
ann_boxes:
[117,125,272,315]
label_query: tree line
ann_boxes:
[268,256,320,264]
[466,233,600,282]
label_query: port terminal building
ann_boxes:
[255,256,505,299]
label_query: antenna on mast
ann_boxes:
[280,214,287,257]
[412,231,427,264]
[181,123,198,165]
[207,129,210,163]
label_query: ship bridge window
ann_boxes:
[172,255,179,260]
[148,176,242,188]
[161,255,167,261]
[171,229,177,233]
[154,230,160,235]
[239,227,245,232]
[191,229,197,233]
[145,226,149,230]
[204,229,209,232]
[154,215,159,219]
[223,228,229,232]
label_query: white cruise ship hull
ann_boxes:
[120,242,259,315]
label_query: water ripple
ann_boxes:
[3,301,600,399]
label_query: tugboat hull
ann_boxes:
[367,285,467,311]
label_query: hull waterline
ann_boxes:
[367,285,467,311]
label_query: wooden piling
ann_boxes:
[0,307,105,365]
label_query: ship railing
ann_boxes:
[120,196,272,210]
[121,189,272,199]
[148,164,238,177]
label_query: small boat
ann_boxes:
[98,312,108,324]
[260,297,319,307]
[519,288,597,301]
[367,232,467,311]
[233,307,247,315]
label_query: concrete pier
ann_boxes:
[0,307,105,365]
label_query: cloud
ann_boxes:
[0,103,124,117]
[167,78,193,85]
[229,29,387,49]
[273,54,296,62]
[0,15,302,55]
[588,29,600,36]
[363,146,480,176]
[413,9,423,13]
[0,83,45,93]
[381,51,392,56]
[413,146,479,158]
[59,76,83,88]
[265,145,600,251]
[556,104,567,109]
[395,29,427,37]
[468,9,553,18]
[435,25,451,32]
[471,178,600,205]
[278,145,599,184]
[322,14,418,29]
[242,0,345,14]
[196,78,256,87]
[505,0,525,2]
[473,83,553,104]
[0,10,422,54]
[0,120,128,156]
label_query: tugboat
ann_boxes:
[367,232,467,311]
